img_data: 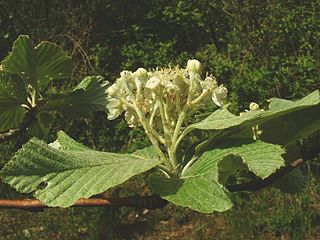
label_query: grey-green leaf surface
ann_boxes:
[0,71,26,132]
[1,133,160,207]
[1,35,71,89]
[151,140,285,213]
[44,76,107,118]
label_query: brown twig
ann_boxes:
[226,158,305,192]
[0,196,168,210]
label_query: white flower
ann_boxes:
[125,110,140,128]
[120,70,132,79]
[107,107,123,120]
[107,83,120,97]
[107,98,122,108]
[106,59,227,131]
[201,77,218,90]
[133,68,147,78]
[164,81,178,92]
[145,76,161,90]
[249,102,260,111]
[186,59,201,73]
[212,85,228,107]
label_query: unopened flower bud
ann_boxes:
[120,70,132,79]
[186,59,201,73]
[249,102,260,111]
[134,68,147,78]
[212,85,228,107]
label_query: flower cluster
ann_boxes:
[106,59,227,130]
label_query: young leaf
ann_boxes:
[0,72,27,132]
[151,140,285,213]
[0,133,160,207]
[1,35,71,89]
[43,76,107,118]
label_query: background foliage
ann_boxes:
[0,0,319,239]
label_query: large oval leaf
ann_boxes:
[1,132,160,207]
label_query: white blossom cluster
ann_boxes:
[106,59,228,129]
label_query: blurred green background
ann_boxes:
[0,0,320,239]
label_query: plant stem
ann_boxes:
[181,155,198,176]
[121,98,173,171]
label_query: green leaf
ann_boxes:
[151,140,285,213]
[217,155,248,185]
[187,140,285,180]
[188,90,320,154]
[44,76,107,118]
[51,131,91,151]
[0,71,27,132]
[150,174,232,213]
[1,35,71,89]
[260,105,320,146]
[1,132,160,207]
[186,90,319,137]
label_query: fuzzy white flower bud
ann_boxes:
[212,85,228,107]
[186,59,201,73]
[120,70,132,79]
[249,102,260,111]
[107,98,122,108]
[134,68,147,78]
